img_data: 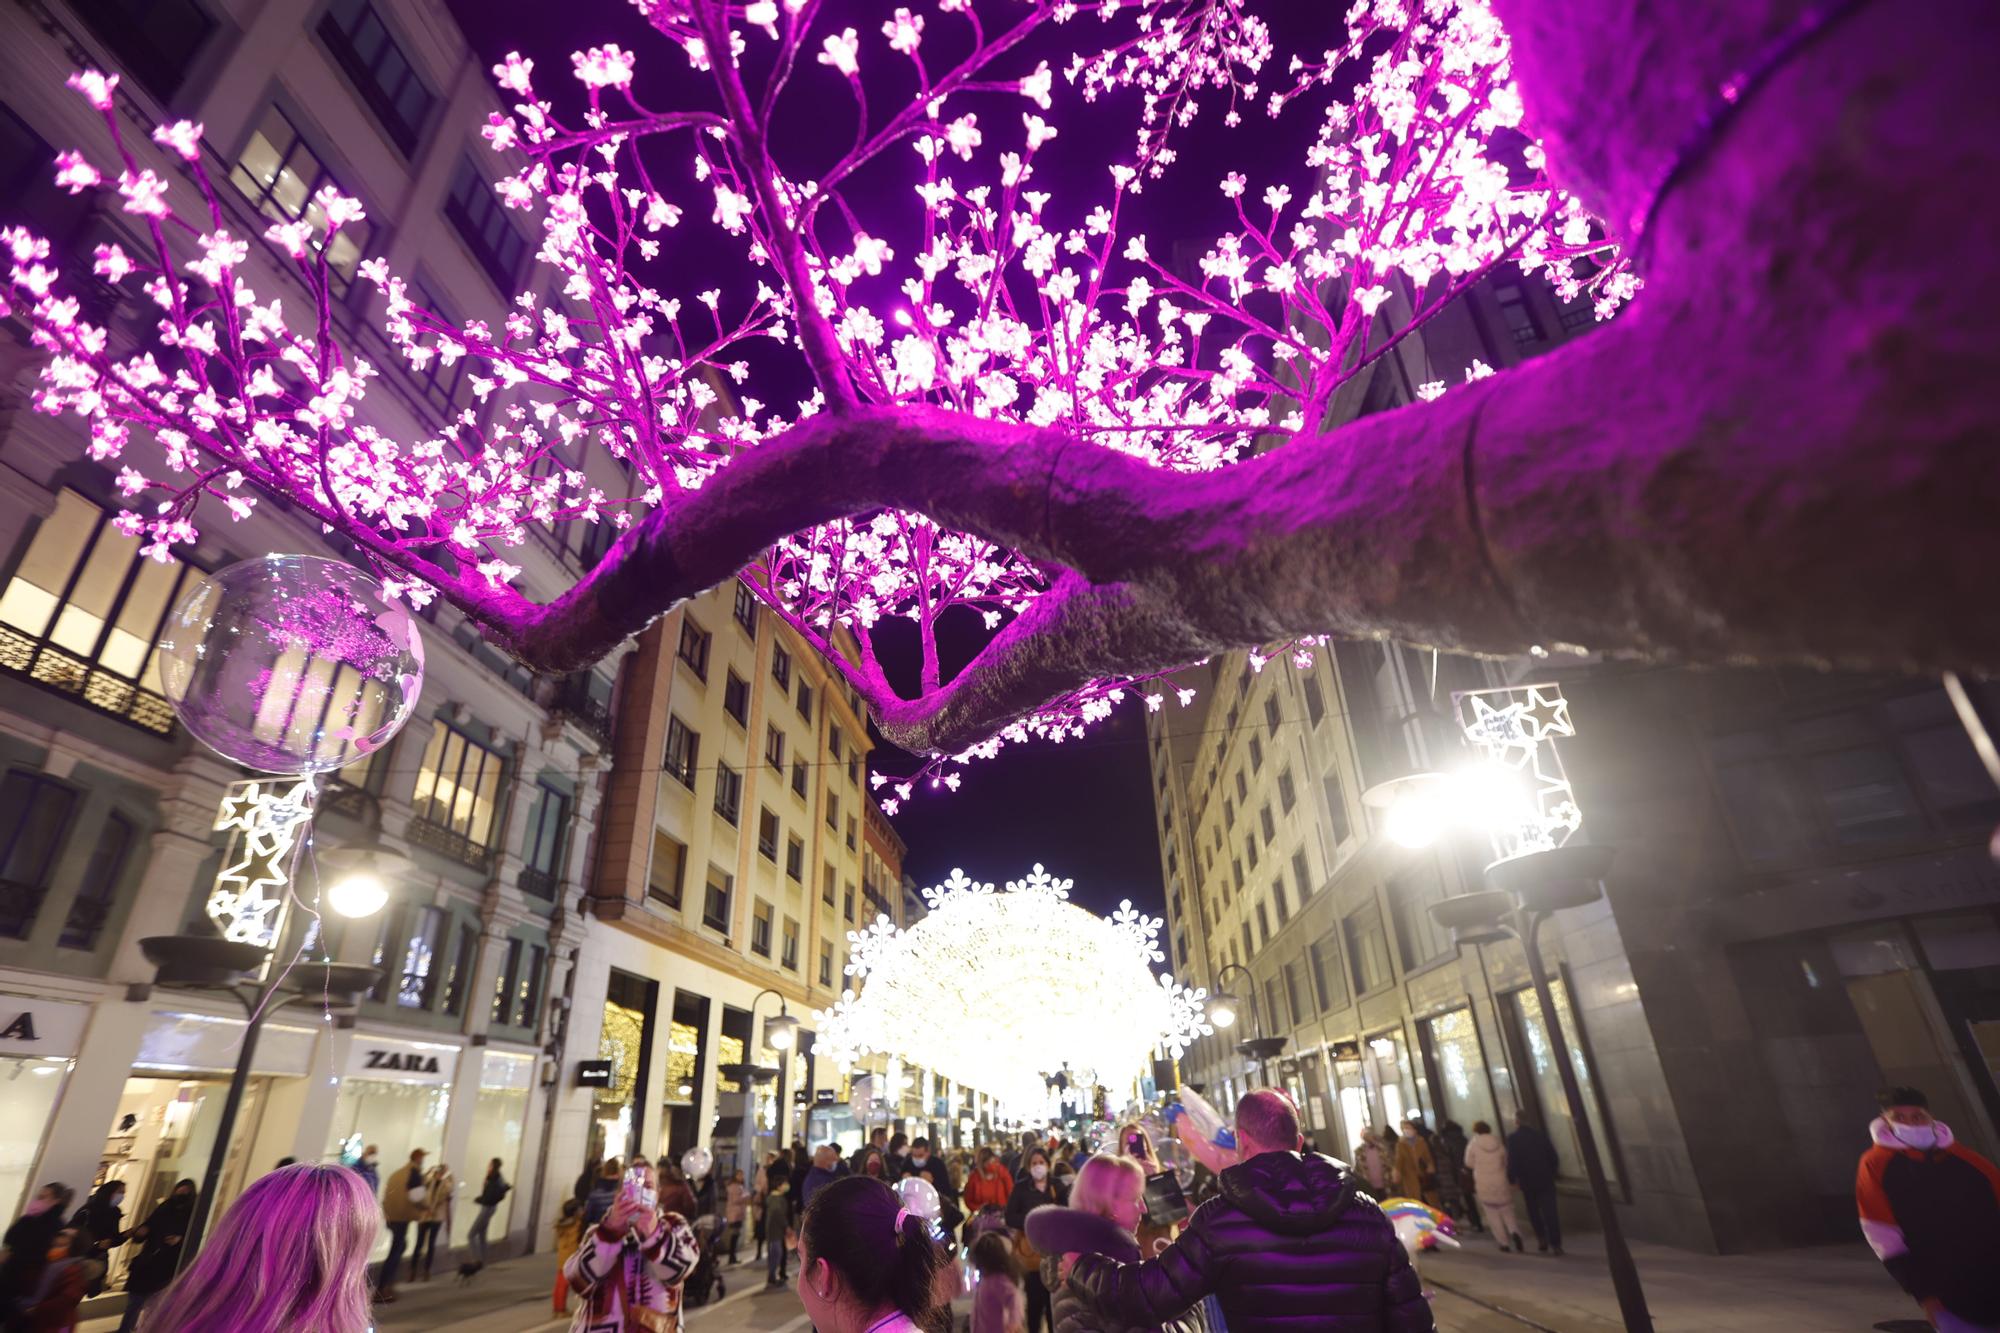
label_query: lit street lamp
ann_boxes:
[1208,962,1285,1083]
[139,779,394,1270]
[732,989,796,1181]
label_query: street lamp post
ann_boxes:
[1207,962,1286,1086]
[1430,846,1654,1333]
[737,989,798,1182]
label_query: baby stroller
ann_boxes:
[683,1214,727,1307]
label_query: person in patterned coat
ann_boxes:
[564,1160,701,1332]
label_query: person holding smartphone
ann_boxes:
[562,1159,700,1333]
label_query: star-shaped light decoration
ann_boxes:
[206,778,316,947]
[1453,685,1583,857]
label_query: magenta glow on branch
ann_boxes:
[2,0,1630,804]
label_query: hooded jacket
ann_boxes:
[1066,1151,1434,1333]
[1857,1116,2000,1323]
[1029,1206,1197,1333]
[1463,1133,1511,1207]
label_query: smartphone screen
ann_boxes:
[1143,1170,1191,1228]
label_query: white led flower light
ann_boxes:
[817,863,1211,1106]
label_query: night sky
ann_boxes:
[444,1,1332,920]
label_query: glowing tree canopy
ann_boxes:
[4,0,1992,795]
[817,865,1210,1105]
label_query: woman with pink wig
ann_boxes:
[139,1163,376,1332]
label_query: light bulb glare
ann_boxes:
[327,870,389,919]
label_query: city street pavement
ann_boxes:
[78,1235,1916,1332]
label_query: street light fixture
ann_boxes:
[1208,962,1285,1082]
[1206,992,1239,1029]
[741,988,797,1181]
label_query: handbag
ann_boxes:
[1012,1225,1041,1270]
[625,1310,677,1333]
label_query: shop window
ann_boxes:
[1304,676,1326,728]
[818,941,833,987]
[733,581,759,636]
[58,810,135,951]
[714,763,742,826]
[228,106,373,292]
[514,943,546,1029]
[1425,1006,1499,1135]
[397,906,445,1009]
[71,0,214,100]
[723,671,749,726]
[1321,766,1352,844]
[1278,768,1297,814]
[318,0,436,156]
[440,922,477,1016]
[0,771,77,940]
[758,808,780,861]
[0,488,198,735]
[648,831,686,908]
[519,782,569,898]
[765,725,786,770]
[1309,934,1343,1011]
[772,645,792,689]
[410,721,505,865]
[676,617,711,681]
[791,759,808,798]
[785,835,804,882]
[444,154,527,296]
[1509,980,1619,1185]
[663,716,699,788]
[1344,903,1394,996]
[703,867,732,933]
[491,936,524,1025]
[751,901,773,957]
[782,917,800,970]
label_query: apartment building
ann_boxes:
[0,0,631,1282]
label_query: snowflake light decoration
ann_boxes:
[819,864,1211,1106]
[206,777,315,946]
[1452,684,1582,855]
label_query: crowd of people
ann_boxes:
[1350,1112,1562,1257]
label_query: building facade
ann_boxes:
[0,0,628,1284]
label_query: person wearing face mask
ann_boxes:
[0,1183,72,1323]
[114,1179,197,1332]
[67,1181,125,1297]
[1006,1148,1060,1333]
[1026,1154,1195,1333]
[906,1139,963,1237]
[793,1174,954,1333]
[1859,1086,2000,1332]
[964,1148,1015,1224]
[563,1160,700,1333]
[19,1227,90,1332]
[354,1144,381,1196]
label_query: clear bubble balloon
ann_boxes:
[894,1173,941,1221]
[680,1147,713,1181]
[158,555,424,775]
[1086,1119,1117,1156]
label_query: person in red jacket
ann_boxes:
[964,1147,1016,1219]
[1857,1086,2000,1332]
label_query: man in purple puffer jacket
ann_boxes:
[1066,1089,1434,1333]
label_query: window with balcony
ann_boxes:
[58,810,134,951]
[71,0,215,100]
[0,771,77,940]
[722,670,749,726]
[772,645,792,690]
[765,725,786,770]
[397,906,445,1008]
[664,716,699,788]
[410,721,505,868]
[444,155,528,296]
[649,831,686,907]
[703,867,733,933]
[786,835,804,882]
[714,763,742,826]
[318,0,436,156]
[519,781,569,900]
[733,581,759,636]
[0,488,198,735]
[677,617,711,681]
[782,917,800,970]
[751,900,773,957]
[229,106,373,292]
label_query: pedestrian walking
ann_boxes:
[1462,1123,1522,1253]
[802,1144,844,1212]
[1504,1113,1562,1256]
[1858,1086,2000,1331]
[1392,1122,1438,1208]
[1007,1147,1061,1333]
[1353,1129,1394,1197]
[763,1155,794,1288]
[466,1158,510,1267]
[886,1133,911,1180]
[656,1159,699,1221]
[0,1183,73,1324]
[68,1181,125,1296]
[412,1158,454,1282]
[970,1231,1028,1333]
[1066,1089,1435,1332]
[907,1138,964,1235]
[581,1157,622,1226]
[552,1198,584,1318]
[113,1178,196,1333]
[563,1159,700,1333]
[1026,1152,1194,1333]
[18,1227,92,1331]
[375,1147,429,1302]
[792,1175,955,1333]
[1433,1120,1473,1228]
[353,1145,380,1197]
[139,1163,377,1333]
[964,1147,1016,1219]
[723,1168,748,1263]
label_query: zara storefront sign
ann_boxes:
[344,1037,458,1085]
[0,998,88,1059]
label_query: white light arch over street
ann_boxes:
[815,865,1211,1106]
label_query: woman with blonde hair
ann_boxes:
[139,1163,377,1332]
[1024,1154,1190,1333]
